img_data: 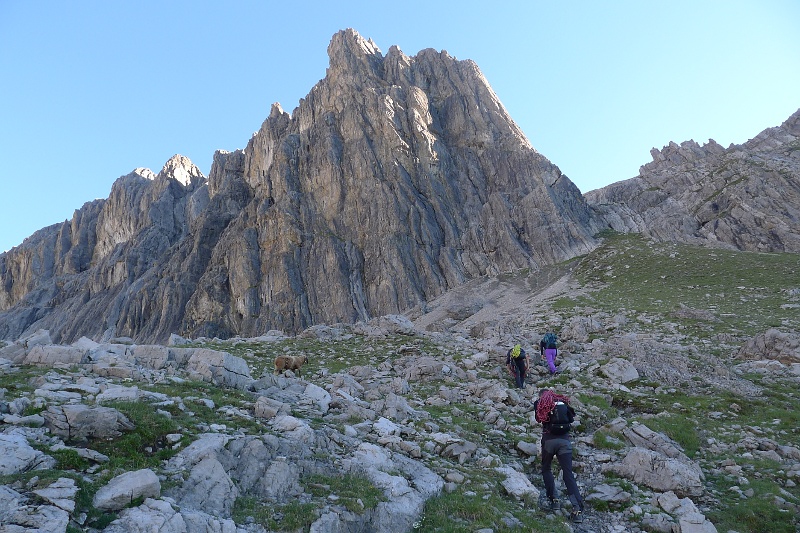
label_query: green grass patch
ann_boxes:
[89,400,181,471]
[232,496,276,529]
[0,365,50,393]
[592,429,625,450]
[576,392,617,426]
[304,472,384,512]
[193,334,457,378]
[421,403,490,441]
[417,488,569,532]
[232,496,318,531]
[633,414,701,458]
[142,379,266,436]
[706,480,797,533]
[49,448,91,471]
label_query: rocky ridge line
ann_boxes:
[0,29,600,345]
[587,108,800,252]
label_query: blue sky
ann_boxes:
[1,1,798,253]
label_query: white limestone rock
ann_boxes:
[93,469,161,511]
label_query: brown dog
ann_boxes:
[273,354,309,377]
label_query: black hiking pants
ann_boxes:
[541,436,584,511]
[509,357,527,388]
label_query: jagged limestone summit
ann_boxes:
[1,28,798,347]
[0,29,601,344]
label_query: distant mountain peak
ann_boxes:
[157,154,205,186]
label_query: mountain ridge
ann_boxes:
[586,108,800,251]
[0,29,599,344]
[1,29,798,345]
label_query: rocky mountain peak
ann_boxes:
[328,28,382,63]
[157,154,205,187]
[0,29,602,343]
[6,31,797,346]
[132,167,156,181]
[268,102,285,120]
[326,28,384,84]
[785,107,800,135]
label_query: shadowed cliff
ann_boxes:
[0,29,601,343]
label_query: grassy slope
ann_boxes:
[553,232,800,532]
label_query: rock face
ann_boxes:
[0,29,600,344]
[587,108,800,252]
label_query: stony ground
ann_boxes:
[1,233,799,533]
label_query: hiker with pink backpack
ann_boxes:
[534,388,585,523]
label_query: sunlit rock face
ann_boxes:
[0,28,604,343]
[586,108,800,253]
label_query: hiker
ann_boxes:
[534,388,585,523]
[539,331,559,374]
[505,343,529,388]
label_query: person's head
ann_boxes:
[511,344,521,357]
[539,388,551,398]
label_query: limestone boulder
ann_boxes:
[43,404,134,442]
[0,432,56,475]
[600,357,640,384]
[23,344,87,366]
[737,328,800,364]
[496,466,539,501]
[253,396,290,419]
[607,447,704,497]
[32,477,79,513]
[185,348,252,389]
[93,469,161,511]
[169,456,239,517]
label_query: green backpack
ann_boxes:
[542,332,558,349]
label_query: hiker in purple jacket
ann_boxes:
[539,332,559,374]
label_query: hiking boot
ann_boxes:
[570,509,584,523]
[547,498,561,511]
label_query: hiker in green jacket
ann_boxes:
[505,343,529,388]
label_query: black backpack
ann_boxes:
[548,401,572,435]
